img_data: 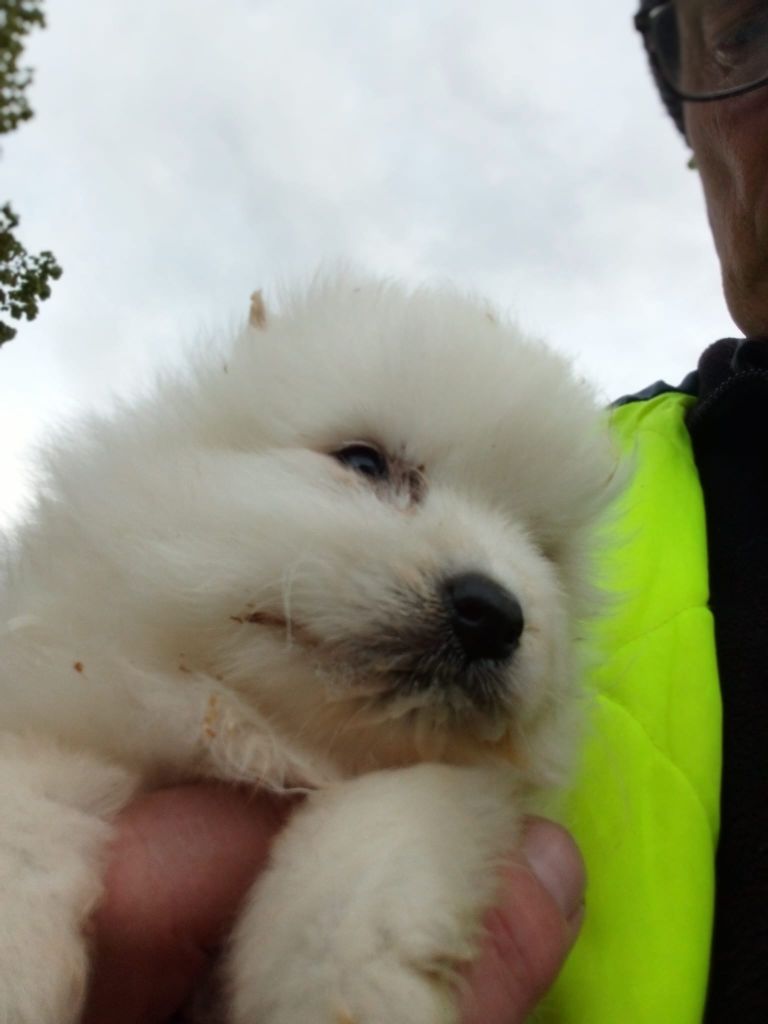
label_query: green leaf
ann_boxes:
[1,2,62,348]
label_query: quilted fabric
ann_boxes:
[538,392,721,1023]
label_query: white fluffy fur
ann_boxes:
[0,276,617,1023]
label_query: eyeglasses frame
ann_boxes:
[634,1,768,102]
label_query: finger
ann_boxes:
[83,784,293,1024]
[459,818,586,1024]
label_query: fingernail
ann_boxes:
[520,820,586,922]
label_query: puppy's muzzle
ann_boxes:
[341,571,527,719]
[443,573,524,663]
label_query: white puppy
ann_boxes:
[0,276,616,1024]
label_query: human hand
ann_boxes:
[459,817,585,1023]
[83,789,584,1024]
[82,784,293,1024]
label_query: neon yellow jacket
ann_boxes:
[539,391,722,1022]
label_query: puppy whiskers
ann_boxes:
[317,694,380,767]
[280,558,304,648]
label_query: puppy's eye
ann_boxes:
[331,443,389,480]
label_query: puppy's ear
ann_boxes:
[249,290,267,329]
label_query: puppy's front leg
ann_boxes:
[0,735,137,1024]
[228,763,521,1024]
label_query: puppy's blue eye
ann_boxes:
[332,443,389,480]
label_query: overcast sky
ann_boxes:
[1,0,739,524]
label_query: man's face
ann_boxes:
[686,88,768,336]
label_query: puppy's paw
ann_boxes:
[320,954,459,1024]
[227,764,519,1024]
[0,919,91,1024]
[236,865,469,1024]
[0,801,108,1024]
[314,899,470,1024]
[0,736,136,1024]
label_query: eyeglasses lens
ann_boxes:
[652,1,768,98]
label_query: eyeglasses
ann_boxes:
[635,1,768,101]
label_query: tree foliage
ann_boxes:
[0,0,61,346]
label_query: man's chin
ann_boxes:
[723,266,768,339]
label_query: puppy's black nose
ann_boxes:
[444,573,524,662]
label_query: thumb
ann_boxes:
[460,818,586,1024]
